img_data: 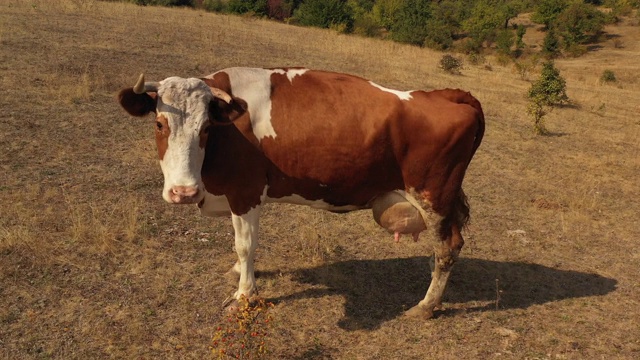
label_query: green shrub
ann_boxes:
[565,43,588,57]
[202,0,225,12]
[462,0,504,46]
[495,29,515,56]
[555,1,605,48]
[423,20,454,50]
[292,0,354,32]
[528,60,569,106]
[600,69,617,83]
[352,12,382,37]
[527,95,549,135]
[227,0,268,15]
[389,0,432,46]
[515,24,526,56]
[467,52,485,66]
[531,0,569,28]
[514,59,537,80]
[131,0,193,5]
[541,29,561,58]
[439,54,463,75]
[371,0,403,30]
[460,37,483,54]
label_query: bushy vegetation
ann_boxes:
[600,69,617,83]
[129,0,193,5]
[527,60,569,134]
[439,54,463,74]
[226,0,268,15]
[528,60,569,106]
[292,0,354,31]
[126,0,640,57]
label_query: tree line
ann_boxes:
[128,0,638,57]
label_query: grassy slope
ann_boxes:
[1,0,639,358]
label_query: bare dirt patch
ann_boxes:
[1,1,639,359]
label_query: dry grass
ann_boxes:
[1,1,639,358]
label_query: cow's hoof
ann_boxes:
[405,304,434,319]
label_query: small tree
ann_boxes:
[531,0,568,29]
[495,29,515,56]
[462,0,504,47]
[528,60,569,106]
[555,1,605,49]
[527,94,549,135]
[423,0,462,50]
[515,24,526,55]
[527,60,568,135]
[541,29,561,58]
[423,19,455,50]
[371,0,403,30]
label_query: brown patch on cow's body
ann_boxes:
[202,70,483,221]
[262,71,403,205]
[155,115,170,160]
[200,122,268,215]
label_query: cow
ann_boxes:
[117,67,484,319]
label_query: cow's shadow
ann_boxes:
[269,256,617,330]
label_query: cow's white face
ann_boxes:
[154,77,212,204]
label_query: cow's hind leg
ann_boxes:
[405,191,468,319]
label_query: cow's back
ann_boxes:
[207,68,483,207]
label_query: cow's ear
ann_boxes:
[209,97,248,124]
[117,88,157,117]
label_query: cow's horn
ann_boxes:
[132,74,160,94]
[210,87,232,104]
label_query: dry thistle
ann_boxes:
[211,295,275,359]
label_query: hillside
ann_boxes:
[1,0,639,359]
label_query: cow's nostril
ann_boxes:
[171,186,199,198]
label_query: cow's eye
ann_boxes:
[156,121,163,131]
[203,125,210,134]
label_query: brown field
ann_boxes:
[1,0,639,359]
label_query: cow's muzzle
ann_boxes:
[168,185,201,204]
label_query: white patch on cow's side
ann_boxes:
[212,68,310,142]
[198,191,231,217]
[369,81,414,101]
[266,193,363,212]
[271,68,309,82]
[215,68,279,142]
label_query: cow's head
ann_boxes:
[118,74,245,204]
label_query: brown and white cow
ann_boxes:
[118,67,484,319]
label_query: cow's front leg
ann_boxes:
[231,206,261,300]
